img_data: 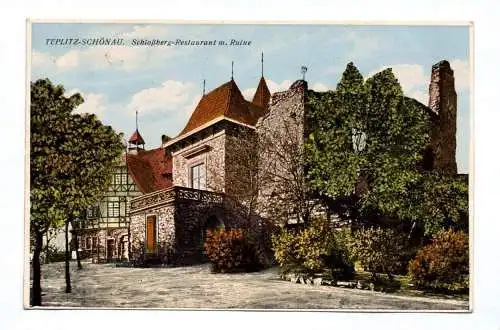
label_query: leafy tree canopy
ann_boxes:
[30,78,124,233]
[305,62,467,234]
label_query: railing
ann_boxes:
[129,186,224,213]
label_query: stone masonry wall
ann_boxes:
[129,204,176,263]
[223,125,258,204]
[172,201,220,264]
[172,132,226,192]
[128,187,230,265]
[255,80,307,220]
[428,60,458,174]
[77,228,128,262]
[129,213,145,251]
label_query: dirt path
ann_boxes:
[32,262,469,310]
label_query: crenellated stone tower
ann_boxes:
[427,60,458,174]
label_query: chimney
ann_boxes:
[427,60,458,174]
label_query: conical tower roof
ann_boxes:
[128,129,145,145]
[252,76,271,109]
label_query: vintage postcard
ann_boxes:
[26,21,472,311]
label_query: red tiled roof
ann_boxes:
[128,130,145,145]
[125,147,172,194]
[178,79,266,136]
[252,77,271,109]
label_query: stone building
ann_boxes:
[255,60,460,229]
[72,129,172,262]
[123,59,460,266]
[254,79,310,224]
[128,76,270,265]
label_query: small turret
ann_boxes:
[252,52,271,110]
[427,60,458,174]
[128,111,145,154]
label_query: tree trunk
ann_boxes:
[74,230,82,270]
[31,230,43,306]
[127,226,131,261]
[64,220,71,293]
[45,231,49,264]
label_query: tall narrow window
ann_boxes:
[92,237,98,252]
[87,205,99,218]
[121,173,128,185]
[113,173,121,185]
[146,215,157,253]
[190,163,206,190]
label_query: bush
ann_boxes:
[243,217,279,267]
[203,229,263,273]
[42,245,67,263]
[272,217,353,278]
[408,229,469,291]
[347,227,410,279]
[78,250,93,260]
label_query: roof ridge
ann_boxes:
[178,79,264,138]
[224,80,234,117]
[224,79,245,117]
[259,77,264,102]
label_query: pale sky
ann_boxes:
[30,23,470,173]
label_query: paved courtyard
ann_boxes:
[32,261,469,310]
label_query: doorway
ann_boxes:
[106,238,114,262]
[146,215,157,253]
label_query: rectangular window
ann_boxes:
[87,205,98,218]
[86,237,92,250]
[114,173,122,185]
[190,163,206,190]
[107,201,120,217]
[121,173,128,185]
[120,201,127,217]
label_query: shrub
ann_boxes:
[203,229,263,273]
[272,229,300,273]
[42,245,67,263]
[347,227,410,279]
[243,217,280,267]
[272,217,353,278]
[78,250,93,260]
[408,229,469,291]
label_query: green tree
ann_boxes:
[396,172,468,234]
[58,112,124,293]
[305,62,466,234]
[30,79,123,305]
